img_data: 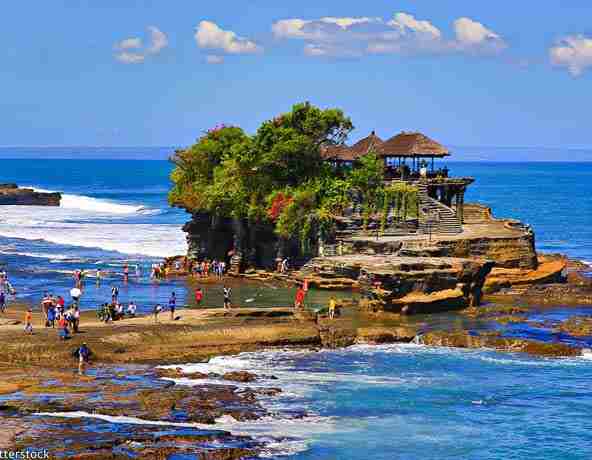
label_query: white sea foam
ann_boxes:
[24,186,152,215]
[580,349,592,360]
[0,189,186,258]
[0,250,72,260]
[159,348,435,399]
[35,411,335,457]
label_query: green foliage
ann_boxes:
[169,102,417,246]
[169,103,354,246]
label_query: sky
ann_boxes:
[1,1,592,153]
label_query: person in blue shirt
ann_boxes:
[169,292,176,320]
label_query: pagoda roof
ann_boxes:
[320,144,357,162]
[350,131,384,156]
[377,132,450,158]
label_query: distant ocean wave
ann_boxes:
[0,222,186,258]
[0,186,185,258]
[26,186,157,215]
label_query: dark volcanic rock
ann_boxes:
[223,371,258,383]
[0,183,61,206]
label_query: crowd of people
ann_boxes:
[96,298,137,322]
[190,259,227,279]
[39,291,82,339]
[150,263,169,279]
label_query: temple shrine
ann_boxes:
[322,131,474,234]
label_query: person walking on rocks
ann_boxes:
[294,286,306,310]
[111,285,119,303]
[169,292,177,320]
[223,286,232,310]
[153,303,162,323]
[24,308,33,334]
[70,286,82,307]
[0,291,5,313]
[195,287,203,307]
[76,342,91,375]
[328,296,337,320]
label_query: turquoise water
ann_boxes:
[1,154,592,458]
[160,343,592,459]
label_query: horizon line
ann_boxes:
[1,144,592,151]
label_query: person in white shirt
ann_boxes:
[127,301,137,317]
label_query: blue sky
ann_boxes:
[2,1,592,150]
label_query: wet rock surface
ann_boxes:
[10,415,261,460]
[0,366,292,458]
[0,183,61,206]
[420,330,581,357]
[354,255,494,314]
[554,316,592,337]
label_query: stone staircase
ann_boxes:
[417,183,462,235]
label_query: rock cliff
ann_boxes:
[183,212,305,272]
[297,255,494,315]
[0,184,61,206]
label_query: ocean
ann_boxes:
[1,152,592,458]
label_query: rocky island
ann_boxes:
[0,183,61,206]
[169,103,568,316]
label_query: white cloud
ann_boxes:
[114,26,168,64]
[272,13,506,59]
[117,37,142,50]
[550,35,592,77]
[195,21,262,54]
[320,17,379,29]
[115,51,146,64]
[206,55,225,64]
[387,13,441,40]
[147,26,168,54]
[453,17,506,52]
[272,19,310,39]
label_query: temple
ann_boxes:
[181,129,538,276]
[323,130,474,235]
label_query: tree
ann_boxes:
[169,102,354,248]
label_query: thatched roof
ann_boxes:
[320,144,357,162]
[350,131,384,156]
[321,131,384,162]
[378,132,450,158]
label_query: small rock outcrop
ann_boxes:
[298,255,494,315]
[0,184,61,206]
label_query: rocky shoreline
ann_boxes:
[0,256,590,458]
[0,183,61,206]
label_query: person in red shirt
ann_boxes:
[294,287,306,310]
[58,316,69,340]
[195,287,203,306]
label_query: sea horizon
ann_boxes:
[1,145,592,162]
